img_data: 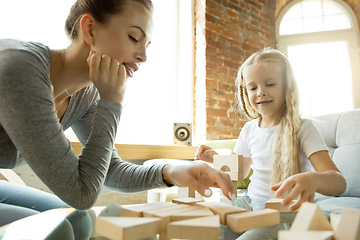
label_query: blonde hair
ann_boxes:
[235,47,302,189]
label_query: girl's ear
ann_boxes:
[80,14,94,46]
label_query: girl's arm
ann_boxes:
[194,145,218,163]
[271,150,346,211]
[308,150,346,196]
[243,157,253,180]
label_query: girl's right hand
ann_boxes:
[87,51,127,104]
[194,145,218,163]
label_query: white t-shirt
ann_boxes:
[233,118,328,208]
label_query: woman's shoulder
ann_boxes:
[0,39,51,67]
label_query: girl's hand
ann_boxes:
[271,172,317,211]
[162,162,236,201]
[87,51,127,104]
[194,145,218,163]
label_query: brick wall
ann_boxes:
[194,0,276,143]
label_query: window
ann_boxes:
[280,0,352,35]
[0,0,194,145]
[276,0,360,117]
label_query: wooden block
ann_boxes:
[170,206,214,222]
[334,208,360,240]
[196,201,247,225]
[120,202,174,217]
[178,187,195,198]
[290,202,332,231]
[167,215,220,240]
[265,198,298,212]
[278,230,334,240]
[172,197,204,205]
[96,217,162,240]
[213,155,243,181]
[143,204,195,218]
[146,205,198,231]
[330,213,341,232]
[226,209,280,233]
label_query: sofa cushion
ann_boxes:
[316,196,360,216]
[311,112,341,151]
[332,145,360,197]
[312,109,360,198]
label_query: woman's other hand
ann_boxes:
[87,51,127,103]
[162,162,236,201]
[194,145,218,163]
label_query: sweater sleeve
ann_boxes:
[0,48,120,209]
[71,98,168,193]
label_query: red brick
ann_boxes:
[218,66,229,75]
[206,79,218,89]
[218,100,231,109]
[206,45,218,55]
[206,13,218,24]
[206,22,222,34]
[207,108,228,117]
[224,59,240,69]
[206,62,218,71]
[222,30,242,41]
[207,89,225,100]
[207,116,217,126]
[227,9,238,18]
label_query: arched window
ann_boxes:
[276,0,360,117]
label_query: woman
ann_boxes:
[0,0,235,236]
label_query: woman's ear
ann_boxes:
[80,14,94,46]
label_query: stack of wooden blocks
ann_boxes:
[95,198,280,240]
[95,154,360,240]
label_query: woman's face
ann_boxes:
[91,1,153,78]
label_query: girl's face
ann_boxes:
[91,1,153,77]
[243,62,285,121]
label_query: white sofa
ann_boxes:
[311,109,360,215]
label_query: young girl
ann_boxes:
[195,48,346,212]
[0,0,235,237]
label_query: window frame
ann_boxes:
[276,0,360,110]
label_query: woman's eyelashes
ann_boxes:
[129,35,138,43]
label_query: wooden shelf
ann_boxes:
[71,142,198,160]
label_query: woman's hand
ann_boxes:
[162,162,236,201]
[87,51,127,104]
[271,172,317,211]
[194,145,218,163]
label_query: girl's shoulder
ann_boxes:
[241,118,260,133]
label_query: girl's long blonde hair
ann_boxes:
[235,48,302,188]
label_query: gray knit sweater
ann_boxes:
[0,39,167,209]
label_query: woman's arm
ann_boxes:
[0,46,121,210]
